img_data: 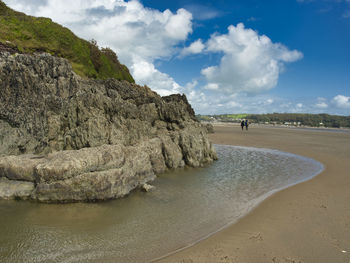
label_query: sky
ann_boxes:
[3,0,350,115]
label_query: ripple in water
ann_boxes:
[0,145,323,263]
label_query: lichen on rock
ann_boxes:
[0,52,217,202]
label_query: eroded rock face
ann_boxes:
[0,178,34,200]
[0,52,217,202]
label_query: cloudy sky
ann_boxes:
[4,0,350,115]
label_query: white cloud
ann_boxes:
[202,23,303,95]
[315,98,328,109]
[188,91,349,115]
[3,0,47,14]
[183,4,222,20]
[204,83,219,90]
[187,93,243,114]
[165,9,193,39]
[265,99,274,105]
[131,60,181,96]
[180,39,205,57]
[184,80,198,91]
[332,95,350,109]
[315,102,328,109]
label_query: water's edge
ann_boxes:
[150,144,324,263]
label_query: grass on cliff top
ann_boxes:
[0,1,134,82]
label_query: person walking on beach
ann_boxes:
[245,119,249,130]
[241,120,245,130]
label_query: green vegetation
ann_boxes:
[248,113,350,128]
[197,113,350,128]
[197,114,248,123]
[0,1,134,82]
[225,114,248,119]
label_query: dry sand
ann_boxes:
[156,124,350,263]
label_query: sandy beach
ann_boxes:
[157,124,350,263]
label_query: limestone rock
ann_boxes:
[203,123,215,134]
[0,154,45,182]
[0,177,34,200]
[141,183,155,192]
[0,51,217,202]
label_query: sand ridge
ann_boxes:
[156,124,350,263]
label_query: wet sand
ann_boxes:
[157,124,350,263]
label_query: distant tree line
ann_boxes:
[248,113,350,128]
[197,113,350,128]
[196,114,247,123]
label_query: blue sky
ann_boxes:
[4,0,350,115]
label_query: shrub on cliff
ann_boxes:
[0,1,134,82]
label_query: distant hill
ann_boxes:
[197,113,350,128]
[0,1,134,82]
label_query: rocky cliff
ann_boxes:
[0,51,217,202]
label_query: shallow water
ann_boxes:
[0,145,323,263]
